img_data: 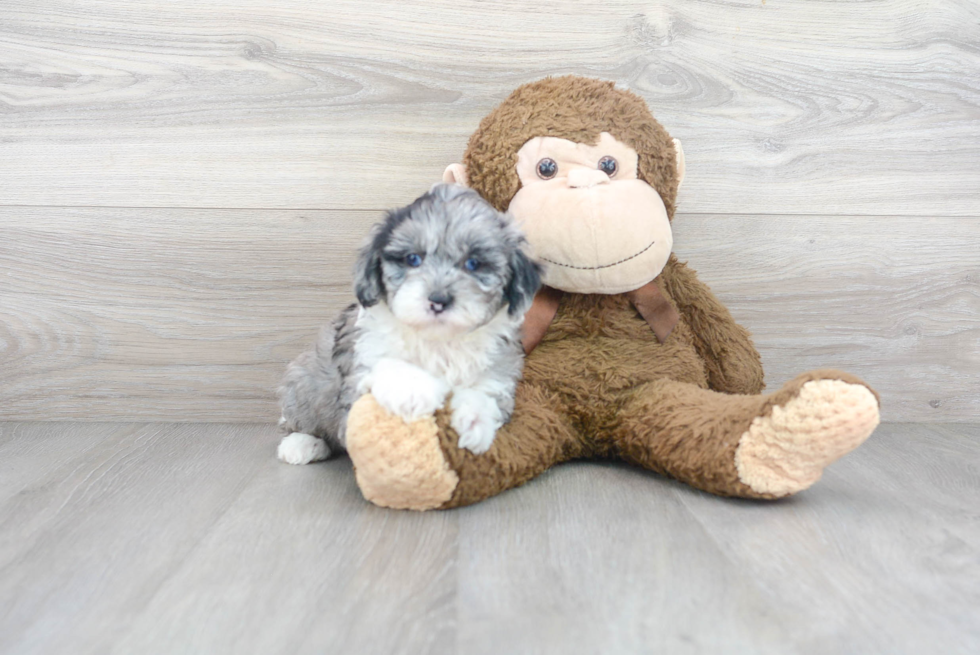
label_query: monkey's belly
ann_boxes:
[522,316,708,404]
[520,321,707,452]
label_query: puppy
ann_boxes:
[276,184,541,465]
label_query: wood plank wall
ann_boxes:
[1,0,978,422]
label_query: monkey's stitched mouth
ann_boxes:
[538,240,655,271]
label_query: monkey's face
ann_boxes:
[507,132,673,295]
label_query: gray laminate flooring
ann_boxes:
[0,422,977,655]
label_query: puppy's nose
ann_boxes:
[567,168,610,189]
[428,291,454,314]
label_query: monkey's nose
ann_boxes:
[428,291,454,314]
[567,168,611,189]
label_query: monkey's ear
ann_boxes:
[442,163,469,187]
[672,138,686,189]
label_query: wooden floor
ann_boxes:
[0,421,977,655]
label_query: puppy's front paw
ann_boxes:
[278,432,330,465]
[370,359,449,422]
[451,389,502,455]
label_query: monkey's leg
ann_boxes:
[346,383,582,510]
[614,370,880,498]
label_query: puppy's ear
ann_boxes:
[354,227,385,308]
[505,246,542,317]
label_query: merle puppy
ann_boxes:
[277,184,541,465]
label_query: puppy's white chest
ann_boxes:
[354,307,494,387]
[412,339,490,387]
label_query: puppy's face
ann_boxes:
[355,185,541,337]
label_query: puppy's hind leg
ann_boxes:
[278,432,331,465]
[276,319,353,464]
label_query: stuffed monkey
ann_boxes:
[345,76,880,510]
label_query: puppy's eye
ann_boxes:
[464,258,481,272]
[536,158,557,180]
[598,156,618,177]
[405,253,423,267]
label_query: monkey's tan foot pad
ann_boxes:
[735,379,880,497]
[346,394,458,510]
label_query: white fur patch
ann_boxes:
[277,432,330,465]
[348,294,522,457]
[368,358,450,422]
[451,389,503,455]
[354,303,516,388]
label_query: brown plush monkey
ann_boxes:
[345,76,880,510]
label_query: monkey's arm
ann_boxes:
[660,256,765,395]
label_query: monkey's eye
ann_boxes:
[536,158,558,180]
[598,156,618,177]
[405,253,423,268]
[464,258,481,272]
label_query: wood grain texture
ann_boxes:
[678,423,980,655]
[1,0,978,214]
[0,421,977,654]
[113,453,457,655]
[671,213,980,423]
[457,462,798,654]
[0,422,119,499]
[0,423,274,655]
[458,423,980,654]
[2,207,977,422]
[0,207,369,421]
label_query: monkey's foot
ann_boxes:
[345,394,458,510]
[735,377,880,497]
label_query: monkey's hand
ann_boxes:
[661,256,765,395]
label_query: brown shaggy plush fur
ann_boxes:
[464,77,680,219]
[344,76,880,509]
[433,291,875,507]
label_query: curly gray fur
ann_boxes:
[277,184,541,459]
